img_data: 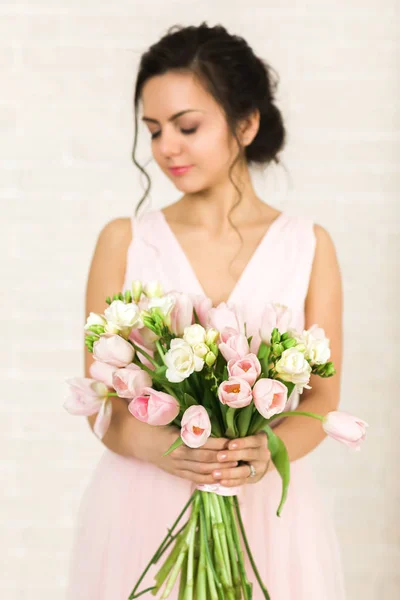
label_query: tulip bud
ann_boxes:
[205,351,216,367]
[132,280,143,303]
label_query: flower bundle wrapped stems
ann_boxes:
[128,489,262,600]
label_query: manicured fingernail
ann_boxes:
[213,471,222,478]
[230,442,238,449]
[218,453,227,461]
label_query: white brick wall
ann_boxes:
[2,2,399,598]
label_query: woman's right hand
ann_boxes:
[147,424,239,485]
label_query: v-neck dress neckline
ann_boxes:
[157,209,287,306]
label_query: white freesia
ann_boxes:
[192,342,209,359]
[103,300,143,339]
[147,293,176,318]
[205,328,219,345]
[84,312,107,331]
[144,280,164,298]
[183,324,206,346]
[302,325,331,365]
[164,338,204,383]
[275,347,312,394]
[104,300,143,328]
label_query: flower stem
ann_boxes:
[156,340,166,363]
[127,491,196,599]
[199,495,223,600]
[196,500,208,600]
[161,496,200,599]
[218,496,241,599]
[268,410,324,422]
[226,497,252,600]
[209,493,235,599]
[233,496,270,600]
[130,341,159,367]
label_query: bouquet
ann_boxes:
[64,280,368,600]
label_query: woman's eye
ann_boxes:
[150,127,197,140]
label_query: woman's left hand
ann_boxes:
[212,431,272,487]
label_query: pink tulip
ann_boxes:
[207,303,245,335]
[128,328,157,369]
[218,377,253,409]
[252,378,288,419]
[128,387,180,426]
[169,292,194,336]
[191,294,213,327]
[259,303,292,344]
[181,405,212,448]
[64,377,108,415]
[89,361,117,389]
[93,399,112,440]
[219,333,250,362]
[93,333,135,367]
[112,363,152,398]
[227,354,262,386]
[322,411,369,451]
[64,377,112,440]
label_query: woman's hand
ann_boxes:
[211,432,272,487]
[149,425,239,485]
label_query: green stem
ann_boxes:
[127,491,196,599]
[199,495,223,600]
[156,340,166,363]
[226,497,252,600]
[196,500,208,600]
[160,496,200,599]
[184,497,198,600]
[233,496,270,600]
[269,410,324,422]
[209,494,235,599]
[218,496,241,599]
[178,552,188,600]
[130,341,159,367]
[154,520,189,563]
[210,494,233,587]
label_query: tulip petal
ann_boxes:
[93,399,112,439]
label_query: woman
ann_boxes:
[66,22,346,599]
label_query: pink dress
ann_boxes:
[65,209,346,599]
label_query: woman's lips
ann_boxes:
[169,165,193,176]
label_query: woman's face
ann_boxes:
[140,71,244,192]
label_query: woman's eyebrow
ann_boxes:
[141,109,205,124]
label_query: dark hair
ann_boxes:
[131,22,287,269]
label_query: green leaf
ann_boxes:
[257,342,271,378]
[183,393,198,408]
[262,424,290,517]
[237,403,254,437]
[225,407,238,438]
[193,307,201,325]
[162,436,184,456]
